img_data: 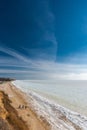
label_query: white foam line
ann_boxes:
[12,80,87,130]
[27,91,87,130]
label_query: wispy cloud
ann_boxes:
[28,0,58,61]
[0,45,87,80]
[0,46,31,63]
[0,1,87,80]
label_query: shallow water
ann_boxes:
[13,80,87,116]
[12,80,87,130]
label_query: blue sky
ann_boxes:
[0,0,87,80]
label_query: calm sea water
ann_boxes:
[13,80,87,116]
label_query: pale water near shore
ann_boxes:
[13,80,87,130]
[13,80,87,116]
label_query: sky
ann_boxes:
[0,0,87,80]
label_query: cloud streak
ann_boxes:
[0,45,87,80]
[29,0,58,61]
[0,46,31,63]
[0,1,87,80]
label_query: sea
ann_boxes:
[12,80,87,130]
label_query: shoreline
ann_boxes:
[12,81,87,130]
[0,81,87,130]
[13,80,87,117]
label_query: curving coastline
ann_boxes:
[13,80,87,130]
[0,81,87,130]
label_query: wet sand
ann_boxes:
[0,82,51,130]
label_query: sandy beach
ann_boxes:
[0,81,51,130]
[0,81,86,130]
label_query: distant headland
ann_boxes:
[0,78,15,81]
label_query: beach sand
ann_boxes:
[0,81,83,130]
[0,81,51,130]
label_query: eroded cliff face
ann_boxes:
[0,118,11,130]
[0,91,28,130]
